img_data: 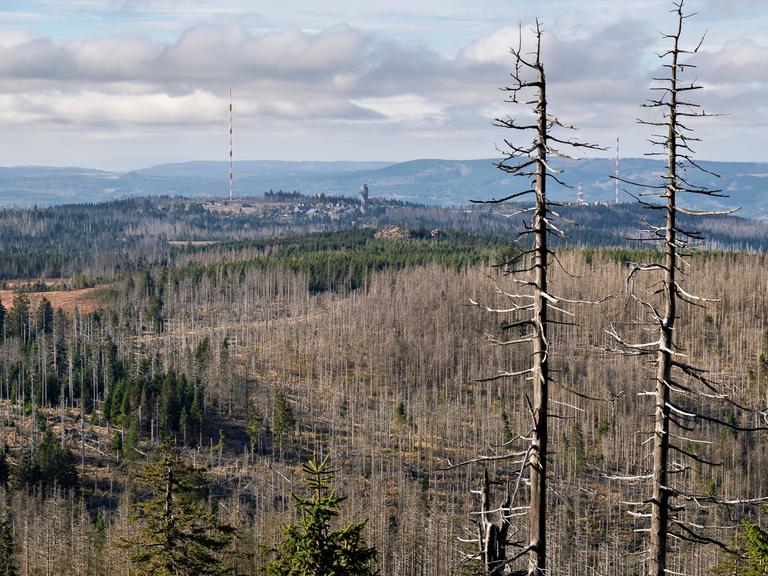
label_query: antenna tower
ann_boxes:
[615,137,620,204]
[228,89,233,202]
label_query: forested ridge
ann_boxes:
[1,195,766,282]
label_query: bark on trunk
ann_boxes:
[649,13,680,576]
[528,55,548,576]
[480,469,510,576]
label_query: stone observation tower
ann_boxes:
[359,184,369,214]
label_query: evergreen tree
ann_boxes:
[123,416,140,462]
[713,507,768,575]
[11,449,38,490]
[35,297,53,335]
[122,441,236,576]
[13,430,78,492]
[0,495,16,576]
[36,429,78,491]
[0,452,8,488]
[0,296,5,338]
[272,387,295,447]
[111,431,123,460]
[7,292,30,341]
[741,517,768,575]
[158,372,180,436]
[195,337,212,371]
[145,293,164,332]
[188,392,203,446]
[267,456,377,576]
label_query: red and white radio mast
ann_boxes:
[615,137,620,205]
[228,89,233,202]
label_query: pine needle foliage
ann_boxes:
[267,456,377,576]
[713,506,768,576]
[122,440,236,576]
[12,430,78,492]
[741,517,768,575]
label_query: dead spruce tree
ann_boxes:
[607,2,768,574]
[450,22,602,576]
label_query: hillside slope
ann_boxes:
[1,158,767,216]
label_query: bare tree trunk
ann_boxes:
[459,22,601,575]
[477,469,510,575]
[529,56,548,576]
[649,11,682,574]
[604,3,768,572]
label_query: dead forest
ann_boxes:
[0,242,767,574]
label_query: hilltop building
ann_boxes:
[576,184,587,206]
[359,184,369,214]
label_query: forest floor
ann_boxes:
[137,300,337,343]
[0,397,254,510]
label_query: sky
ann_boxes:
[0,0,766,170]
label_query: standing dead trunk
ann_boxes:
[479,469,511,576]
[649,19,680,572]
[529,54,548,576]
[605,2,768,573]
[457,21,602,575]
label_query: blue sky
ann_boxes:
[0,0,766,169]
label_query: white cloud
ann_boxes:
[7,89,222,125]
[69,35,162,78]
[0,3,765,166]
[458,26,521,66]
[0,29,36,48]
[352,95,444,122]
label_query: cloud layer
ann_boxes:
[0,1,766,168]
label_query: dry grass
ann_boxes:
[3,278,70,289]
[0,286,108,313]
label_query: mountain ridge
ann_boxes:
[1,157,766,217]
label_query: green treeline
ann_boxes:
[12,429,78,492]
[103,369,203,447]
[1,196,765,281]
[0,292,206,449]
[176,228,513,293]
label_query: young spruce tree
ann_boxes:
[268,456,377,576]
[122,440,236,576]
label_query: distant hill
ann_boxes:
[0,166,122,205]
[1,158,766,217]
[134,160,393,178]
